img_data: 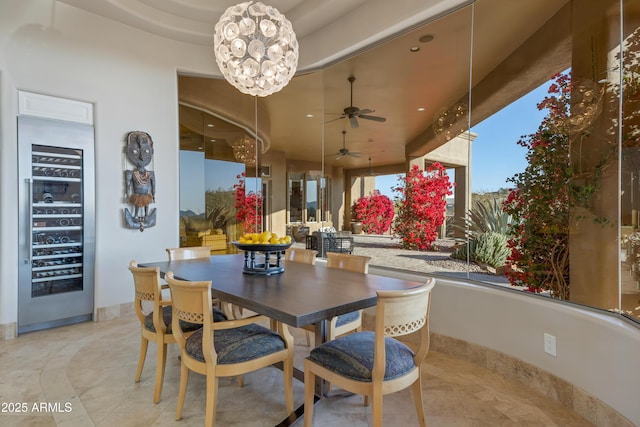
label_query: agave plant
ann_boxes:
[452,198,515,240]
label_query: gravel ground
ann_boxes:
[294,233,510,285]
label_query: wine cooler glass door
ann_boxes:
[18,116,95,334]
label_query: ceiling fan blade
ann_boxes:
[348,152,361,157]
[349,115,359,128]
[357,108,374,115]
[324,115,346,124]
[359,114,386,122]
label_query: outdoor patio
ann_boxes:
[292,233,511,286]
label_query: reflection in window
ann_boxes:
[288,173,331,224]
[306,176,318,222]
[289,173,303,223]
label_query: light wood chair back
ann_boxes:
[284,248,317,345]
[284,247,317,265]
[301,253,372,346]
[129,260,174,404]
[326,253,371,341]
[326,252,370,274]
[166,271,294,427]
[303,278,436,427]
[166,246,212,261]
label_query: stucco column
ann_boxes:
[568,0,620,308]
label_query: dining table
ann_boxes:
[141,253,423,426]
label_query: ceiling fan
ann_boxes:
[329,76,387,128]
[359,157,383,176]
[327,130,361,160]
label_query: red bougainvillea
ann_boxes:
[392,163,452,250]
[233,173,262,234]
[351,190,395,234]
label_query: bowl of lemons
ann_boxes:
[232,232,293,275]
[232,231,292,252]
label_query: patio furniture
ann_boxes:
[303,277,436,427]
[305,232,354,257]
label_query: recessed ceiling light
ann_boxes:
[207,123,214,127]
[417,107,426,112]
[210,139,216,142]
[409,46,420,53]
[306,113,314,118]
[198,146,203,150]
[419,34,434,43]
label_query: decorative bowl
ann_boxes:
[231,242,293,252]
[231,242,293,275]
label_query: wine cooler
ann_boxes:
[18,114,95,334]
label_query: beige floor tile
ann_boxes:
[0,316,592,426]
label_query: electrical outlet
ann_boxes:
[544,333,556,356]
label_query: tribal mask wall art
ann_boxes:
[123,131,156,231]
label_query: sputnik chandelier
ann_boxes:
[433,102,469,141]
[214,1,299,97]
[232,135,257,166]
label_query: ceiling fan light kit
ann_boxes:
[214,1,299,97]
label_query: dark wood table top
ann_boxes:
[142,254,422,328]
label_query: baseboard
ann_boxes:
[0,322,17,340]
[430,333,634,427]
[95,301,135,322]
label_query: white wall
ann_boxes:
[0,0,218,324]
[371,267,640,425]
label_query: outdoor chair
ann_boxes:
[303,277,436,427]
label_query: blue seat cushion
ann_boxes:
[185,324,286,364]
[308,331,415,381]
[335,311,360,328]
[144,306,226,334]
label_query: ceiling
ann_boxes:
[59,0,569,173]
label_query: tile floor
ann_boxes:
[0,316,593,426]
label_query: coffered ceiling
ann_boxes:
[59,0,570,173]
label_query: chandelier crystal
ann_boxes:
[232,135,257,166]
[214,1,299,97]
[433,102,469,141]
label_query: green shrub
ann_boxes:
[452,198,514,240]
[450,231,509,268]
[450,239,476,262]
[474,232,510,268]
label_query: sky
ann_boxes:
[181,79,553,213]
[374,80,552,199]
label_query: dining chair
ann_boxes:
[166,245,227,308]
[284,247,318,264]
[283,248,317,345]
[315,253,372,392]
[129,260,203,403]
[166,271,294,427]
[166,246,212,260]
[303,253,371,345]
[303,277,436,427]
